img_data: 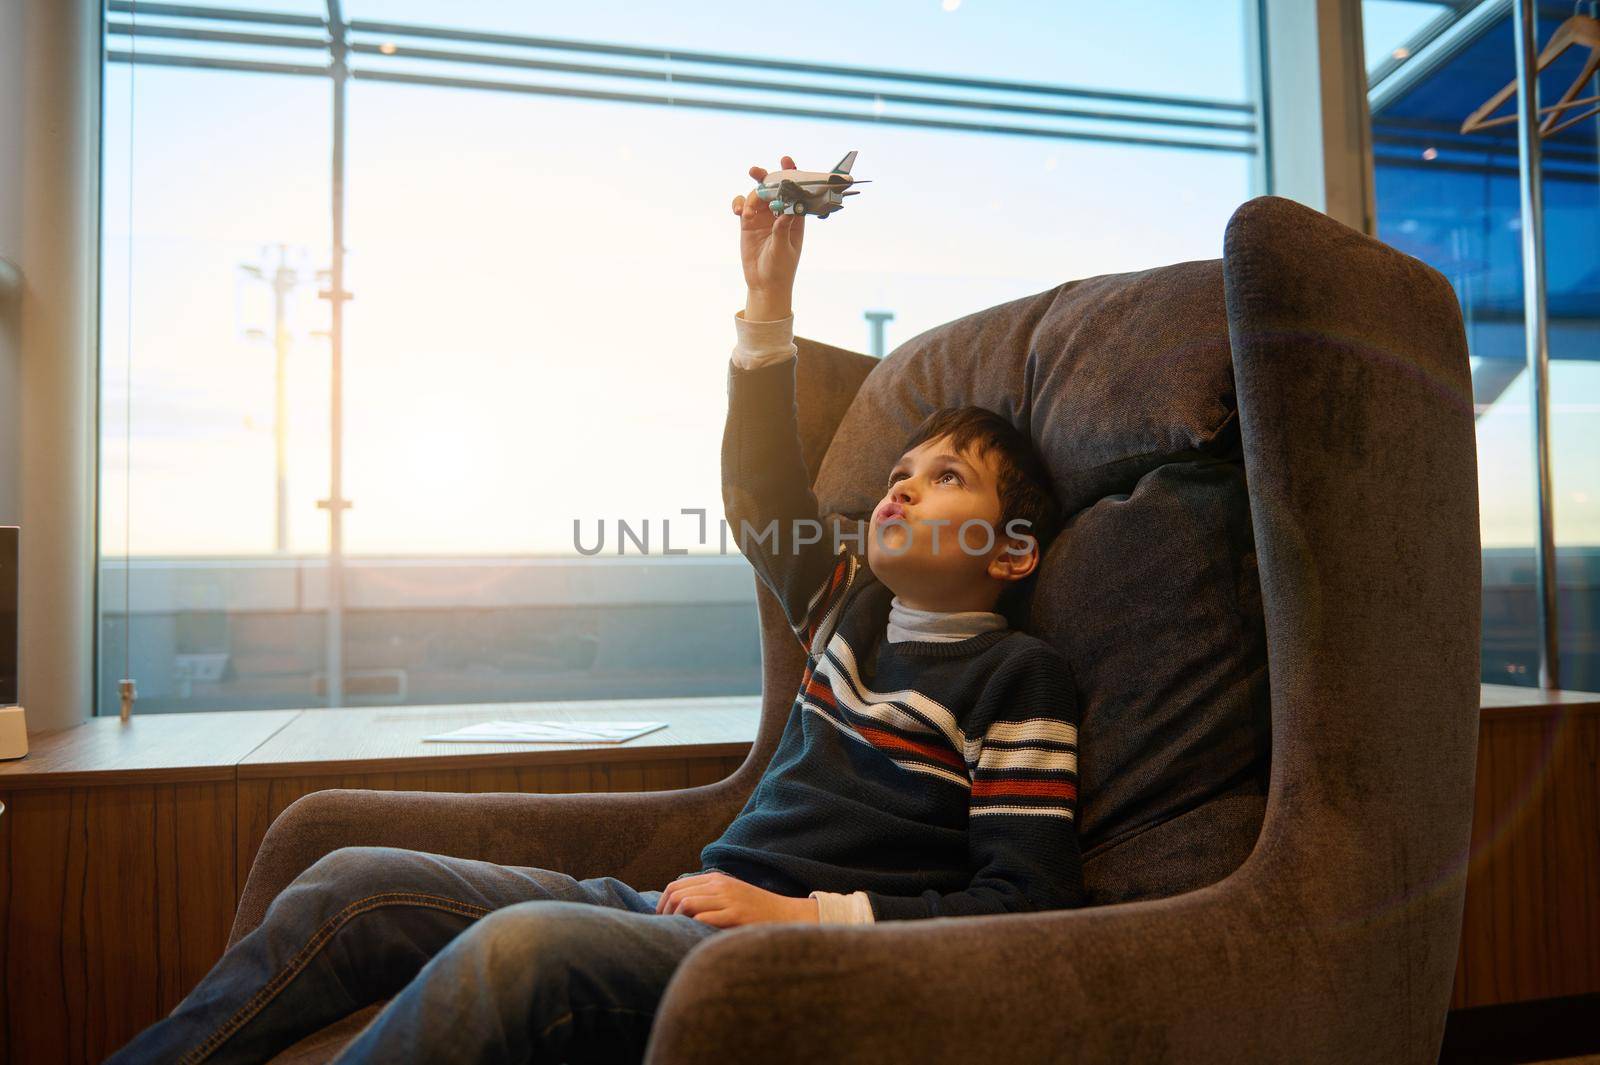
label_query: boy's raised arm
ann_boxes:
[722,156,860,655]
[723,324,858,655]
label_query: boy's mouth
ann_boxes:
[876,501,906,524]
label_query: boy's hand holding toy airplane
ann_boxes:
[731,150,868,322]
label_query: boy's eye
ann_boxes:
[886,469,963,488]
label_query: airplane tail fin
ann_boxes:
[830,150,858,175]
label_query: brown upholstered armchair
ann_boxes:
[243,196,1480,1063]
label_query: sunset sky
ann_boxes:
[98,0,1597,558]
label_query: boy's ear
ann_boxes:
[987,536,1039,584]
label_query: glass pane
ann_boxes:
[1551,361,1600,692]
[1365,2,1600,689]
[343,0,1250,102]
[99,64,333,713]
[101,3,1258,712]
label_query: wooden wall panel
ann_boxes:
[14,695,1595,1057]
[1,783,236,1065]
[1548,710,1600,994]
[1,787,71,1065]
[1450,711,1600,1008]
[3,750,744,1065]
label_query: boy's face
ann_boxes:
[866,434,1039,612]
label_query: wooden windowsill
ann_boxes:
[237,696,761,777]
[0,696,762,791]
[3,685,1594,793]
[1478,682,1600,721]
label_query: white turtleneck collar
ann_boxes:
[885,596,1009,644]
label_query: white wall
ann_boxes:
[2,0,100,730]
[1,0,24,525]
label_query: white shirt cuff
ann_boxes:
[809,889,876,924]
[732,308,798,370]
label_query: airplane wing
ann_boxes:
[787,178,872,188]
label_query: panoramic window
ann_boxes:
[1365,0,1600,689]
[99,0,1260,713]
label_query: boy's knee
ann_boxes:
[304,844,425,887]
[278,846,438,918]
[453,901,597,972]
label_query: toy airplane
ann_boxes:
[756,150,871,219]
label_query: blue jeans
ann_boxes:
[105,846,724,1065]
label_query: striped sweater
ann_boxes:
[695,349,1085,921]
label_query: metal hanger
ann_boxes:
[1460,6,1600,137]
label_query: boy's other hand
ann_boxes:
[733,154,803,320]
[656,870,819,927]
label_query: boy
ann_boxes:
[659,155,1082,926]
[105,155,1081,1065]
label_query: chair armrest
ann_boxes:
[230,783,743,947]
[645,874,1438,1065]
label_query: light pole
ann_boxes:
[320,0,354,709]
[239,244,304,555]
[864,310,895,359]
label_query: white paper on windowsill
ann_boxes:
[421,720,668,744]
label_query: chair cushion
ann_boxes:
[810,260,1269,903]
[1028,459,1269,901]
[1081,780,1267,905]
[814,259,1237,520]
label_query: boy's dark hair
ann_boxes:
[900,405,1063,562]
